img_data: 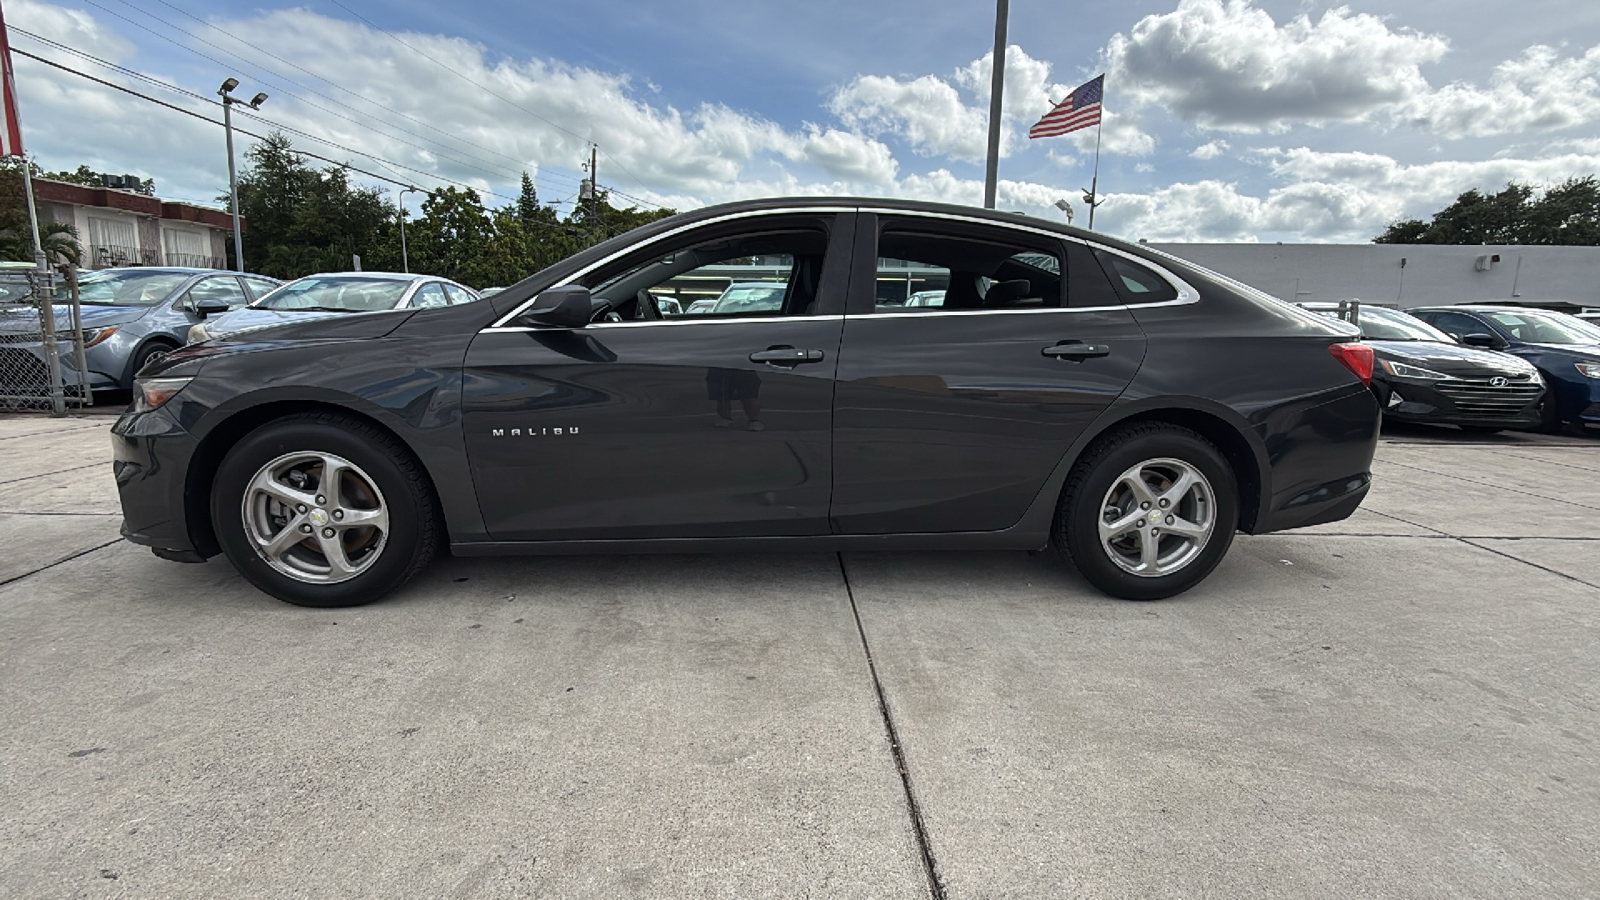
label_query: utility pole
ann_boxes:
[982,0,1009,209]
[218,78,267,272]
[589,144,599,228]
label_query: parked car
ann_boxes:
[905,289,946,308]
[0,267,279,392]
[187,272,480,344]
[1299,303,1545,434]
[114,197,1380,609]
[1408,305,1600,432]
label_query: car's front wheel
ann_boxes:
[1055,423,1238,600]
[212,412,439,607]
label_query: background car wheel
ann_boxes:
[1054,422,1238,601]
[131,342,175,378]
[1535,395,1563,434]
[212,412,439,608]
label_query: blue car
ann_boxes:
[188,272,481,344]
[1410,305,1600,432]
[0,267,280,392]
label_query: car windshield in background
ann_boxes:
[711,284,785,314]
[255,277,410,313]
[1357,307,1456,342]
[1483,311,1600,345]
[76,271,190,306]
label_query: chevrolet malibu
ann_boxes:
[113,198,1381,608]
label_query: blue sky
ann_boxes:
[12,0,1600,241]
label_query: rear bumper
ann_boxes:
[1252,385,1380,534]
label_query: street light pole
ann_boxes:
[982,0,1009,209]
[218,79,266,272]
[398,186,421,273]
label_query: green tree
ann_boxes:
[1374,177,1600,245]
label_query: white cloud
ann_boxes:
[1107,0,1446,130]
[1396,44,1600,138]
[831,45,1153,160]
[1190,140,1230,160]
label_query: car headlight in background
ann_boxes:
[1379,359,1449,380]
[1576,362,1600,379]
[71,326,119,348]
[186,323,209,344]
[133,376,193,413]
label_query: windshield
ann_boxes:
[711,284,785,314]
[1482,311,1600,345]
[255,277,411,312]
[75,271,190,307]
[1356,307,1455,342]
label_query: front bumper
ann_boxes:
[112,403,205,555]
[1375,377,1543,428]
[0,340,120,390]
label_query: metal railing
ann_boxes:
[88,244,160,269]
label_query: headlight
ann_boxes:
[1379,359,1449,380]
[1577,362,1600,379]
[133,376,192,413]
[186,322,209,344]
[84,326,118,347]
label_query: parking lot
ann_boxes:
[2,414,1597,898]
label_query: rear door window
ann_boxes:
[871,224,1064,312]
[411,283,449,309]
[443,284,478,305]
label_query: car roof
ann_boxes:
[85,267,279,279]
[294,271,433,282]
[1410,305,1565,313]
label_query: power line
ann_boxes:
[322,0,660,208]
[84,0,567,194]
[11,48,507,202]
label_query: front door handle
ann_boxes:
[750,346,825,366]
[1042,341,1111,360]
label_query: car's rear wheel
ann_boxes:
[1054,423,1238,600]
[212,412,438,607]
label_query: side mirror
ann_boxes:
[516,285,592,329]
[193,297,231,318]
[1461,332,1502,349]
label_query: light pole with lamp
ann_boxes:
[398,186,422,273]
[1054,198,1074,225]
[218,78,267,272]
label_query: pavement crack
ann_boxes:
[1362,508,1600,591]
[1377,458,1600,513]
[0,538,125,589]
[837,551,945,900]
[0,461,104,486]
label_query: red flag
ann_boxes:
[1029,74,1103,140]
[0,3,25,157]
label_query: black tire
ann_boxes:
[211,412,439,608]
[1457,425,1503,435]
[1053,422,1239,601]
[130,341,176,381]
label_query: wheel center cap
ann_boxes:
[308,508,330,527]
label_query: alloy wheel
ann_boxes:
[241,451,390,584]
[1097,456,1216,578]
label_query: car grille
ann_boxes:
[1435,376,1542,416]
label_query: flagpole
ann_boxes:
[1088,116,1102,230]
[981,0,1009,209]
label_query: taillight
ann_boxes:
[1328,342,1375,386]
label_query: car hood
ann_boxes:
[203,307,349,338]
[1366,339,1538,377]
[0,303,147,334]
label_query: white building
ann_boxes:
[35,177,234,270]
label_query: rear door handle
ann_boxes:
[1042,341,1110,360]
[750,346,825,366]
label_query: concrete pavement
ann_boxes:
[1,414,1597,898]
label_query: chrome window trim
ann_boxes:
[489,206,857,328]
[484,204,1201,332]
[482,314,846,333]
[849,304,1130,319]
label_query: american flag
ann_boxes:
[0,4,25,157]
[1029,75,1103,140]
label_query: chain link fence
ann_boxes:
[0,266,90,413]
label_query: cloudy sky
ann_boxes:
[11,0,1600,241]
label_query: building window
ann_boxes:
[162,228,213,267]
[87,216,139,269]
